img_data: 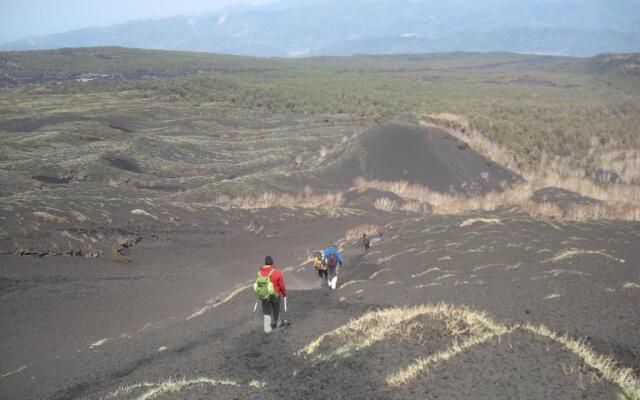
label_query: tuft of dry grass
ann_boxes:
[338,280,367,290]
[623,282,640,290]
[1,365,28,378]
[214,192,345,219]
[187,284,252,320]
[459,218,501,227]
[32,211,68,224]
[369,268,393,280]
[412,267,441,278]
[617,387,640,400]
[111,249,133,264]
[90,338,109,349]
[415,282,442,289]
[216,192,344,210]
[542,249,626,264]
[400,201,432,214]
[103,376,264,400]
[344,224,383,241]
[353,177,640,221]
[373,198,430,214]
[374,198,399,212]
[544,269,593,278]
[131,209,159,220]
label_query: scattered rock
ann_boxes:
[13,247,79,257]
[117,235,142,249]
[85,250,103,258]
[131,209,159,220]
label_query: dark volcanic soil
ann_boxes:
[0,209,396,399]
[360,124,520,194]
[1,209,638,400]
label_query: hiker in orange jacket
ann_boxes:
[312,251,329,287]
[257,256,287,333]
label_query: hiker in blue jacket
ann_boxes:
[322,243,343,290]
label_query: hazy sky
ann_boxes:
[0,0,276,43]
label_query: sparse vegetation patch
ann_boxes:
[542,249,626,264]
[299,304,639,394]
[104,376,264,400]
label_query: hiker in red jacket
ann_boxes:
[256,256,287,333]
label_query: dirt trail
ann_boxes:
[0,212,392,400]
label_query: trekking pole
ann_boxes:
[284,297,287,312]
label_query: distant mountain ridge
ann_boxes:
[2,0,640,56]
[320,29,640,57]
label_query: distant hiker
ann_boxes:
[322,243,343,290]
[377,227,385,239]
[253,256,287,333]
[312,251,324,269]
[363,233,370,253]
[312,251,328,286]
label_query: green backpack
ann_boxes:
[254,269,276,301]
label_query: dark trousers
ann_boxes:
[318,267,337,283]
[328,264,337,280]
[261,295,281,329]
[318,268,328,284]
